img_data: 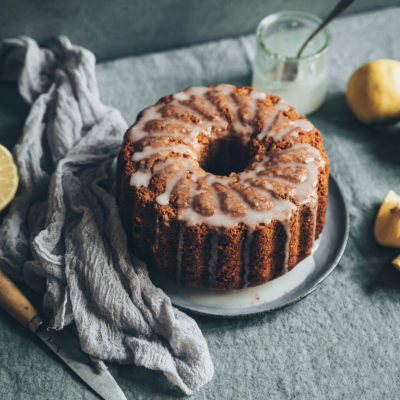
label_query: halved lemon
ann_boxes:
[393,254,400,271]
[374,190,400,248]
[0,144,19,212]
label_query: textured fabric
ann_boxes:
[2,7,400,400]
[0,36,213,395]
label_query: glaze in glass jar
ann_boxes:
[252,11,330,115]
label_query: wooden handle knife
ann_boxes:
[0,268,127,400]
[0,269,43,332]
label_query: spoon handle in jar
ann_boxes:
[296,0,356,58]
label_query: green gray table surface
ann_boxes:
[1,7,400,400]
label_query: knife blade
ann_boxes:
[36,326,127,400]
[0,269,127,400]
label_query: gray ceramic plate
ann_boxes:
[153,175,349,317]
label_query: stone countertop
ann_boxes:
[1,7,400,400]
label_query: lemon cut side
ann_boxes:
[0,144,19,212]
[374,190,400,248]
[392,254,400,271]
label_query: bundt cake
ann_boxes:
[118,84,329,290]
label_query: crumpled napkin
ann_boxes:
[0,36,213,395]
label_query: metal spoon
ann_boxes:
[284,0,356,81]
[297,0,356,58]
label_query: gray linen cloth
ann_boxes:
[0,36,213,395]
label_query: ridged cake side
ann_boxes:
[117,84,329,290]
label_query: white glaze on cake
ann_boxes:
[242,231,253,288]
[126,84,324,286]
[175,226,185,281]
[207,232,220,289]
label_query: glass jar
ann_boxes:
[252,11,330,115]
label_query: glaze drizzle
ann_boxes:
[126,84,325,287]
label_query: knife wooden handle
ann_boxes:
[0,269,43,332]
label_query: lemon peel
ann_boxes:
[346,59,400,124]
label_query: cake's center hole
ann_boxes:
[200,138,251,176]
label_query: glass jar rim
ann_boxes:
[256,11,331,62]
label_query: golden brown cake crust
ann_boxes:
[117,84,330,290]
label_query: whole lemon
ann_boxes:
[346,59,400,124]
